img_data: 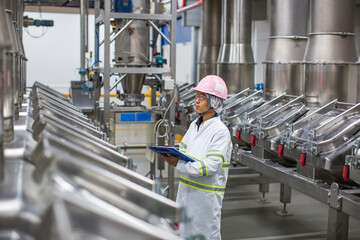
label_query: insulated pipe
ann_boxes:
[263,0,309,99]
[216,0,255,94]
[304,0,358,106]
[197,0,222,80]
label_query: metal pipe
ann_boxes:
[303,0,358,106]
[176,0,202,14]
[263,0,309,99]
[110,74,127,92]
[198,0,221,79]
[80,0,87,81]
[0,1,12,180]
[216,0,255,94]
[4,9,19,141]
[147,20,171,45]
[103,19,134,45]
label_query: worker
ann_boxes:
[161,75,232,240]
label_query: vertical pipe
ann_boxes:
[263,0,309,99]
[216,0,255,94]
[192,27,199,83]
[198,0,221,80]
[303,0,358,106]
[4,9,19,141]
[80,0,87,81]
[93,0,101,115]
[104,0,111,132]
[0,1,12,180]
[168,0,177,201]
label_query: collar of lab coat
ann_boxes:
[195,113,219,131]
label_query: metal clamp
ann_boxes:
[301,129,318,155]
[254,118,265,139]
[240,113,250,134]
[280,124,295,148]
[328,182,342,210]
[345,139,360,170]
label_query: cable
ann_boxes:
[129,26,140,53]
[25,3,49,38]
[154,89,177,139]
[92,24,103,68]
[81,83,94,91]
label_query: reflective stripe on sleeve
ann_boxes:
[183,152,208,176]
[222,162,230,169]
[179,141,187,150]
[180,177,225,193]
[206,152,225,162]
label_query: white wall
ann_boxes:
[23,11,270,94]
[23,12,96,93]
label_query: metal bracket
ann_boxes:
[281,124,294,148]
[328,182,342,210]
[302,129,318,155]
[345,139,360,169]
[240,113,250,133]
[254,118,265,139]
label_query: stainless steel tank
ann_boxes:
[114,0,151,106]
[216,0,255,94]
[198,0,222,79]
[264,0,309,99]
[303,0,359,106]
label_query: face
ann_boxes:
[195,91,209,114]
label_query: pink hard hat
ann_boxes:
[193,75,228,99]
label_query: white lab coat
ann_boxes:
[176,116,232,240]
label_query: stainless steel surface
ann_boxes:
[114,0,150,105]
[241,95,307,141]
[304,34,357,62]
[304,63,358,106]
[198,0,222,79]
[310,0,355,33]
[264,0,309,99]
[303,0,358,106]
[31,81,69,102]
[0,1,12,144]
[70,80,95,110]
[280,100,360,173]
[270,0,309,37]
[216,0,255,93]
[80,0,87,81]
[0,85,185,239]
[3,9,19,141]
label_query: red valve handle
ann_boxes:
[251,136,256,146]
[343,165,350,181]
[236,130,241,141]
[278,144,284,157]
[300,153,306,166]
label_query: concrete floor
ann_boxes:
[222,183,360,240]
[129,155,360,239]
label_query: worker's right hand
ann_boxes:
[160,154,179,167]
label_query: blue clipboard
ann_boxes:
[149,146,195,162]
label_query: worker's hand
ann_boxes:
[161,154,179,167]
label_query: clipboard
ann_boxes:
[149,146,195,162]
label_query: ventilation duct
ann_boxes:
[216,0,255,94]
[303,0,359,106]
[263,0,309,99]
[198,0,222,80]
